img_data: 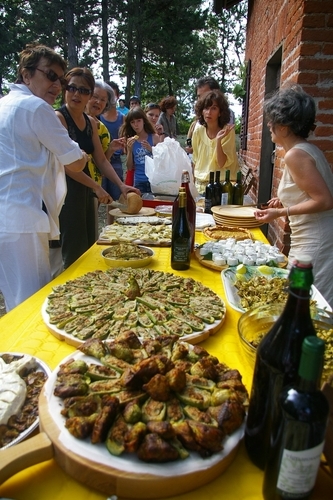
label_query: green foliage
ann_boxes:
[0,0,248,125]
[234,116,242,135]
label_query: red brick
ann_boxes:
[302,14,326,28]
[318,99,333,109]
[315,126,333,136]
[300,42,322,56]
[316,113,333,124]
[301,28,333,42]
[304,1,333,14]
[298,57,333,70]
[322,43,333,55]
[297,72,318,85]
[307,87,333,98]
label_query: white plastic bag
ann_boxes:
[145,137,198,197]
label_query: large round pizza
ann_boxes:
[43,268,226,347]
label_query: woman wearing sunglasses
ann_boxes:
[56,67,140,269]
[0,44,88,312]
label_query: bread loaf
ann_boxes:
[119,193,143,214]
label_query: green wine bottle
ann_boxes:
[204,171,215,214]
[221,169,233,205]
[213,170,223,207]
[171,187,191,270]
[244,255,317,470]
[263,336,329,499]
[233,171,244,205]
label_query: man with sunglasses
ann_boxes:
[0,43,88,312]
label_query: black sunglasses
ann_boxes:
[66,84,92,96]
[147,103,160,110]
[35,68,67,88]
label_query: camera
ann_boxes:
[186,138,192,147]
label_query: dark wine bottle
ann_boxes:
[213,170,223,207]
[233,170,244,205]
[221,169,233,205]
[204,171,215,214]
[172,170,196,252]
[244,255,317,470]
[263,336,329,500]
[171,187,191,270]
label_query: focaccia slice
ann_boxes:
[203,225,252,241]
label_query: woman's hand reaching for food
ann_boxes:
[255,207,282,223]
[109,137,126,155]
[266,197,283,208]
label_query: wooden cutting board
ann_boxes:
[0,388,243,498]
[109,207,156,217]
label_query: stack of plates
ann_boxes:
[211,205,263,228]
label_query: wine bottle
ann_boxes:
[233,170,244,205]
[171,187,191,270]
[172,170,196,252]
[213,170,223,207]
[263,336,329,500]
[244,255,317,470]
[204,171,215,214]
[221,169,233,205]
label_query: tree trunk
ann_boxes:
[101,0,109,80]
[64,1,78,68]
[125,14,134,103]
[134,0,143,98]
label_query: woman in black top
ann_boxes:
[56,67,139,268]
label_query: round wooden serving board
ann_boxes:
[194,249,288,272]
[0,359,244,498]
[194,249,228,272]
[109,207,156,217]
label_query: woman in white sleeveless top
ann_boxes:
[254,84,333,308]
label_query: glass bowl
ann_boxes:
[237,303,333,379]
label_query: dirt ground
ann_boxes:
[0,204,108,319]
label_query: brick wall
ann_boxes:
[240,0,333,253]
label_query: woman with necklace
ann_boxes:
[192,89,238,195]
[56,67,139,269]
[254,84,333,307]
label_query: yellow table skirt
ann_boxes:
[1,229,332,500]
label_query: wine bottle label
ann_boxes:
[205,199,212,212]
[172,243,190,262]
[221,193,229,205]
[276,441,325,496]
